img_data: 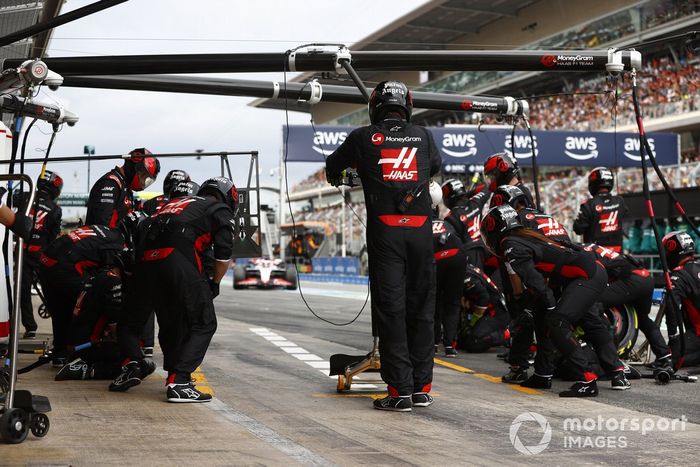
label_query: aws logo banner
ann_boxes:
[504,134,538,160]
[311,130,347,155]
[564,136,598,160]
[620,137,656,162]
[283,125,678,167]
[441,133,477,158]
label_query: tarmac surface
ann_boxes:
[4,280,700,466]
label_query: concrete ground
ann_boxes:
[3,281,699,466]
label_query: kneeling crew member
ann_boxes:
[38,224,126,366]
[459,263,509,353]
[584,243,671,368]
[482,205,629,397]
[55,266,124,381]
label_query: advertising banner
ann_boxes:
[283,125,679,169]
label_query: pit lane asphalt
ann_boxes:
[204,281,700,464]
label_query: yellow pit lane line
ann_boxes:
[434,359,541,396]
[192,367,215,395]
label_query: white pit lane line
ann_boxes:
[250,327,378,389]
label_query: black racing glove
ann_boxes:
[325,169,343,187]
[9,209,32,242]
[208,279,220,298]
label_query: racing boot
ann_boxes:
[622,362,641,380]
[166,382,213,403]
[444,346,457,358]
[559,379,599,398]
[652,354,673,371]
[55,358,93,381]
[109,360,154,392]
[611,370,631,390]
[373,395,412,412]
[520,373,552,389]
[501,366,528,384]
[412,391,434,407]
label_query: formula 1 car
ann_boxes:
[233,258,298,290]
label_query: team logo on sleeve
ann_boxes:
[378,147,418,181]
[432,221,446,234]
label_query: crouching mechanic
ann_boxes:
[583,243,671,368]
[662,231,700,368]
[481,205,629,397]
[55,266,124,381]
[38,224,127,367]
[110,177,238,403]
[459,263,509,352]
[326,80,441,412]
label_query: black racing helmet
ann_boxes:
[125,148,161,191]
[662,230,695,268]
[483,153,520,191]
[368,80,413,124]
[170,180,200,199]
[37,169,63,200]
[480,205,523,255]
[489,184,534,211]
[587,167,614,196]
[441,179,468,209]
[163,169,190,196]
[198,177,239,216]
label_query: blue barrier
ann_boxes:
[299,273,368,285]
[312,256,361,275]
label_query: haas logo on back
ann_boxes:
[68,227,97,242]
[599,210,620,232]
[158,197,197,216]
[537,217,567,238]
[378,147,418,181]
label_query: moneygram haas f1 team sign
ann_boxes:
[284,125,679,168]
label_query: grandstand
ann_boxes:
[270,0,700,262]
